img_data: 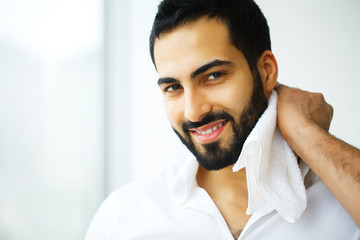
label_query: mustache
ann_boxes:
[181,111,234,131]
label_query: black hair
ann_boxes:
[149,0,271,72]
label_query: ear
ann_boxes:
[257,50,278,99]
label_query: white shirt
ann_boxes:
[86,156,360,240]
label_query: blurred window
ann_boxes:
[0,0,104,239]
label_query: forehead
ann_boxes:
[153,17,244,77]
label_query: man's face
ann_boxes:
[154,17,268,170]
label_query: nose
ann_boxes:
[183,89,212,122]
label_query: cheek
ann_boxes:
[225,89,249,111]
[164,99,184,129]
[209,84,251,113]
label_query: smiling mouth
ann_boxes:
[191,120,227,134]
[189,120,228,143]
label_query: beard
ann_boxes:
[173,69,268,170]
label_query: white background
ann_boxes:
[0,0,103,239]
[0,0,359,239]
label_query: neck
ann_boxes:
[196,164,251,236]
[196,164,248,202]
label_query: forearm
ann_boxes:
[287,121,360,228]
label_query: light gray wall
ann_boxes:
[258,0,360,148]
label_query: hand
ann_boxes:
[276,84,360,228]
[275,83,334,142]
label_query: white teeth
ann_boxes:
[196,122,225,135]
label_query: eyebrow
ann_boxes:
[191,59,234,79]
[157,77,180,86]
[157,59,234,86]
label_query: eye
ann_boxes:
[164,83,182,92]
[208,71,225,80]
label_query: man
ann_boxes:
[86,0,359,239]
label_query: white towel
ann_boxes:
[232,91,307,223]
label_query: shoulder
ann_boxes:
[246,180,360,240]
[306,179,346,210]
[117,159,184,198]
[300,180,359,236]
[105,160,182,210]
[85,160,185,240]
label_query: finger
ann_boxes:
[275,83,286,93]
[328,104,334,120]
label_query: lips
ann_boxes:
[189,120,228,143]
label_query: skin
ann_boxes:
[276,84,360,228]
[154,17,278,238]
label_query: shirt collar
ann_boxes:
[174,154,199,204]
